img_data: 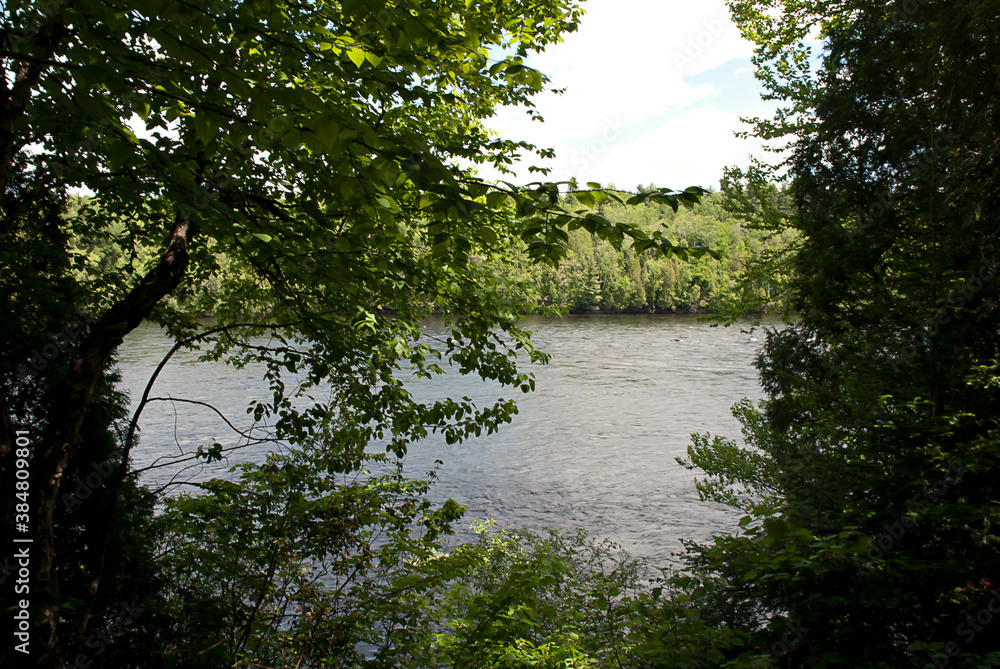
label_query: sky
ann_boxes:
[481,0,778,192]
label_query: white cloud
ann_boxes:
[555,107,771,191]
[481,0,772,190]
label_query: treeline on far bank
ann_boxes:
[487,189,798,314]
[62,188,795,319]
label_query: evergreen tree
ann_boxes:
[680,1,1000,665]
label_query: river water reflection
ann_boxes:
[117,314,774,565]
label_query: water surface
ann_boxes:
[117,314,772,564]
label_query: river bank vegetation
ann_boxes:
[2,0,998,667]
[63,187,796,317]
[489,188,797,315]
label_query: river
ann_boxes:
[117,314,774,565]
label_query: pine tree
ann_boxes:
[682,1,1000,665]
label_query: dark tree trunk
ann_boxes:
[29,216,197,667]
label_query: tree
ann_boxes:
[0,1,708,665]
[673,0,1000,666]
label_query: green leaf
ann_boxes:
[193,113,218,144]
[478,227,499,245]
[374,195,398,211]
[486,191,509,208]
[347,48,367,68]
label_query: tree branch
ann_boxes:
[0,3,70,226]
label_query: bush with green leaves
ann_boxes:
[381,521,646,668]
[152,448,465,667]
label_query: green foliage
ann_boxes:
[386,521,645,669]
[625,570,770,669]
[489,192,796,314]
[679,399,781,514]
[1,0,717,665]
[666,1,1000,667]
[714,168,800,324]
[152,449,465,667]
[51,366,165,667]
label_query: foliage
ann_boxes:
[489,192,798,314]
[154,498,651,668]
[51,365,166,667]
[714,168,799,324]
[387,521,645,669]
[672,0,1000,667]
[149,449,464,667]
[679,399,781,515]
[0,0,713,666]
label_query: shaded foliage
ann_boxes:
[675,0,1000,667]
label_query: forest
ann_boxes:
[1,0,998,668]
[488,188,797,315]
[61,188,796,316]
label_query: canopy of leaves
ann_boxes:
[679,1,1000,666]
[1,0,715,665]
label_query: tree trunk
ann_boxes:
[29,216,197,667]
